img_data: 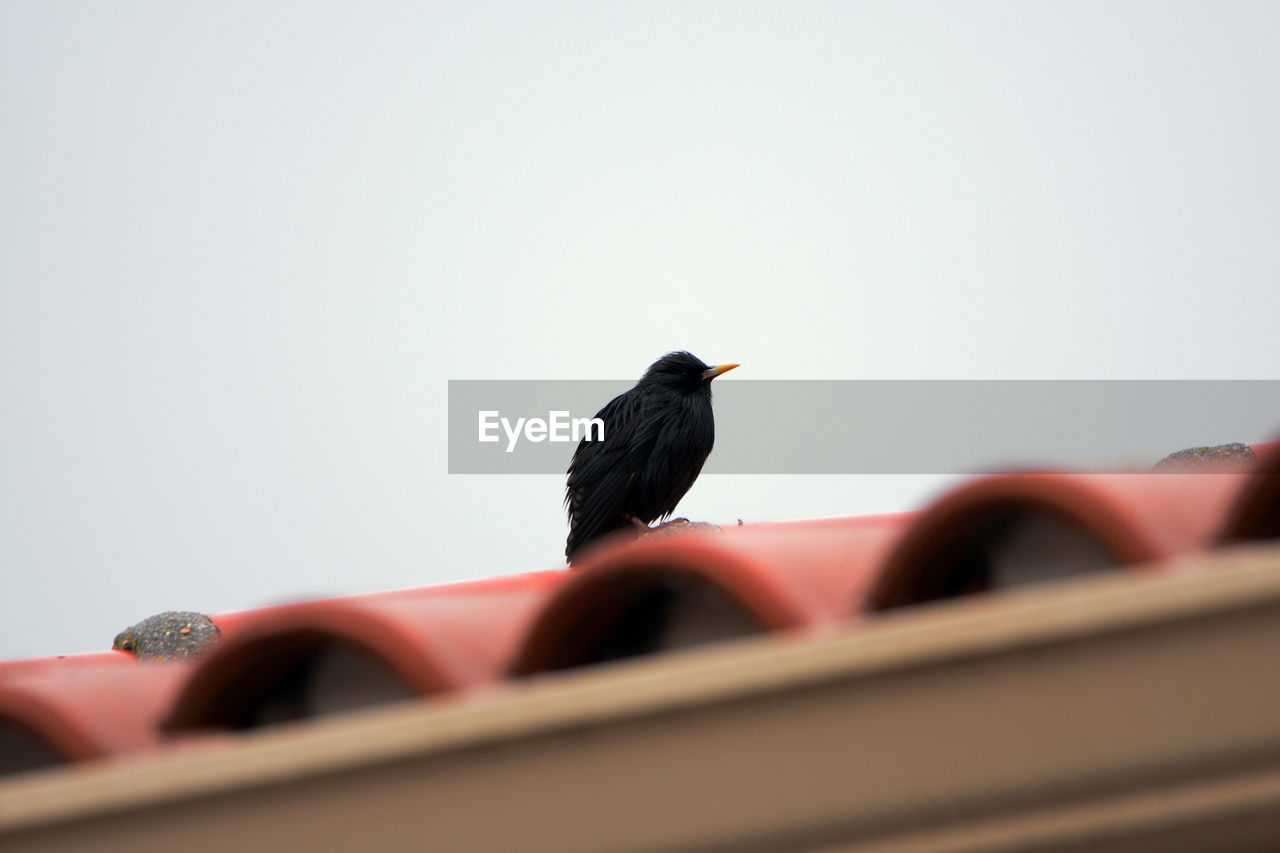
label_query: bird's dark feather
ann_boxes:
[565,352,722,562]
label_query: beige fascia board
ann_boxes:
[4,545,1280,851]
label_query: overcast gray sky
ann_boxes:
[2,1,1278,660]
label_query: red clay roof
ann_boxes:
[2,440,1277,777]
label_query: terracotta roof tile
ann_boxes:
[2,438,1278,777]
[511,512,912,676]
[166,570,565,732]
[866,470,1247,611]
[0,654,190,775]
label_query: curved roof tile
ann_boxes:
[511,514,913,676]
[3,440,1279,776]
[166,570,565,732]
[865,471,1247,611]
[0,654,191,775]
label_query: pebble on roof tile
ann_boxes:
[1154,442,1258,471]
[113,611,222,662]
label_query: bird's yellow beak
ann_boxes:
[702,363,740,380]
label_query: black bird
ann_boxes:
[565,351,739,563]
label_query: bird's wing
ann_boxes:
[566,391,655,554]
[640,403,715,520]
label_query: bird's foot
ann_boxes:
[622,514,651,530]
